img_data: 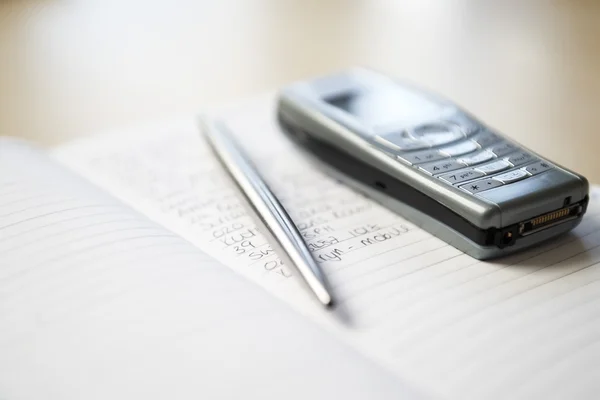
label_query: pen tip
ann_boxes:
[312,284,334,308]
[321,295,335,309]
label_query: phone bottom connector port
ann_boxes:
[519,204,584,237]
[492,199,588,249]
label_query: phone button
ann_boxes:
[523,161,553,176]
[490,142,519,157]
[410,123,464,147]
[439,169,485,185]
[459,178,503,194]
[471,131,502,148]
[439,140,479,157]
[419,160,466,175]
[375,134,428,151]
[456,150,495,166]
[506,152,535,167]
[492,169,530,184]
[475,160,511,175]
[398,149,447,165]
[442,113,481,135]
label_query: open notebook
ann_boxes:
[2,95,600,399]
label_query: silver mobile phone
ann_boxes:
[276,67,589,259]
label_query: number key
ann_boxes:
[506,151,535,167]
[398,149,447,165]
[419,160,466,175]
[439,169,485,185]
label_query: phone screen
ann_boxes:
[323,87,443,128]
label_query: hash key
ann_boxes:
[524,161,553,176]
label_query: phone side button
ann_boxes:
[459,178,504,194]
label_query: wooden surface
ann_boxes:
[1,0,599,182]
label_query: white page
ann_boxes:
[53,97,600,400]
[0,139,423,400]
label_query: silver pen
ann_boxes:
[200,118,334,308]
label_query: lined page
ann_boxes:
[0,139,422,400]
[53,98,600,400]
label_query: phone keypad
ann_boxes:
[380,120,554,196]
[450,146,552,195]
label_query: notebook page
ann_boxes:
[53,98,600,399]
[52,118,329,307]
[0,139,422,400]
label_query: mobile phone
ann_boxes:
[276,67,589,259]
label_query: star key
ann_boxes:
[459,178,503,194]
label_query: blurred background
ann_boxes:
[1,0,599,181]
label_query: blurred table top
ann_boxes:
[1,0,599,182]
